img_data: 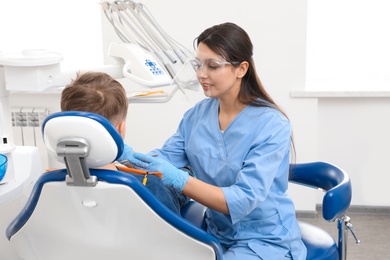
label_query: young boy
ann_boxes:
[60,71,188,214]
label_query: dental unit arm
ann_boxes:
[101,0,200,102]
[108,42,172,88]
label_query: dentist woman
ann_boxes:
[123,22,307,260]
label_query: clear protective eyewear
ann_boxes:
[190,58,237,73]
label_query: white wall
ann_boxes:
[7,0,389,211]
[317,98,390,207]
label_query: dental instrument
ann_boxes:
[129,90,165,97]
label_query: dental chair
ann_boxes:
[6,111,223,260]
[181,162,359,260]
[289,162,359,260]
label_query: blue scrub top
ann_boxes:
[152,98,306,259]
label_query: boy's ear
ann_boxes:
[117,121,126,138]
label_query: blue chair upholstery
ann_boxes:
[6,111,223,260]
[298,222,338,259]
[289,162,353,260]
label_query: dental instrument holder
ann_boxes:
[56,138,97,187]
[109,42,172,88]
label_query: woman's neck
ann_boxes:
[218,99,246,131]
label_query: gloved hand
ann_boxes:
[118,143,135,164]
[129,152,189,191]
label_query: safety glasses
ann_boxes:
[190,58,238,73]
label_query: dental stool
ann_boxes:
[6,111,223,260]
[181,162,359,260]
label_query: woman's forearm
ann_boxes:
[182,176,229,214]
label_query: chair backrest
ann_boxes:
[289,162,352,222]
[6,111,223,260]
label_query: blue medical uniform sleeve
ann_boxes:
[221,118,291,225]
[149,115,191,169]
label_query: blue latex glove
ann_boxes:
[129,152,189,191]
[118,143,135,164]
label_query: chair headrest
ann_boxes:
[42,111,124,168]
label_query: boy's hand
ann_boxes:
[129,152,189,191]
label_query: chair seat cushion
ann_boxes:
[298,221,339,260]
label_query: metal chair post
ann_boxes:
[338,215,360,260]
